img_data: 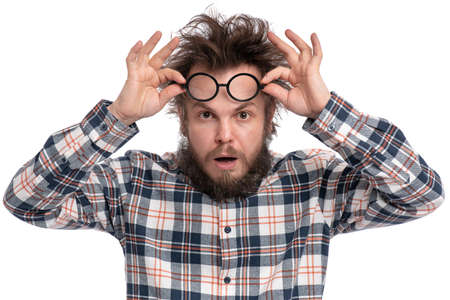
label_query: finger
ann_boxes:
[138,31,162,63]
[262,83,289,103]
[310,33,323,64]
[159,84,185,106]
[126,40,143,67]
[149,37,180,70]
[261,66,290,84]
[267,31,299,67]
[157,68,186,85]
[285,29,312,58]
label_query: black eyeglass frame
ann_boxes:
[181,72,267,102]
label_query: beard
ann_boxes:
[176,137,273,201]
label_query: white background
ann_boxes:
[1,0,449,299]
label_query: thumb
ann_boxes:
[262,83,288,104]
[159,84,185,107]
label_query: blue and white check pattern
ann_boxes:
[3,92,444,299]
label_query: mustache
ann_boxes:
[206,144,242,160]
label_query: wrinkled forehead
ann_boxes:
[187,63,262,82]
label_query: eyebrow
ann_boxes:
[191,101,257,113]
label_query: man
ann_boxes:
[3,12,444,299]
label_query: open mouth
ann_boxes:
[214,157,237,162]
[214,157,238,170]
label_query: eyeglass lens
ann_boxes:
[187,73,259,101]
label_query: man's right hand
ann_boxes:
[108,31,186,126]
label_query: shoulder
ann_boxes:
[284,148,339,167]
[122,150,179,174]
[262,148,342,188]
[269,148,345,177]
[92,150,179,185]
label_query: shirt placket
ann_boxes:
[218,200,239,297]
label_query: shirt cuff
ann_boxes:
[80,99,139,154]
[302,91,360,151]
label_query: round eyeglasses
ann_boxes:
[181,72,267,102]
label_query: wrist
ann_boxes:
[309,91,331,119]
[107,103,137,126]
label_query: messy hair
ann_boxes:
[164,11,290,142]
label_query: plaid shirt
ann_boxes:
[3,92,444,299]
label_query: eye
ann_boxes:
[238,111,250,120]
[199,111,213,119]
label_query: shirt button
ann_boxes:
[224,276,231,284]
[327,123,335,132]
[224,226,231,234]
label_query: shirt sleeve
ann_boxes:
[303,91,445,237]
[2,100,138,241]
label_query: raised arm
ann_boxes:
[304,92,444,236]
[3,31,185,239]
[3,99,137,237]
[262,29,444,236]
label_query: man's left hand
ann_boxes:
[261,30,330,119]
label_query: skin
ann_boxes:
[108,29,330,182]
[108,31,186,126]
[262,30,330,119]
[180,64,271,183]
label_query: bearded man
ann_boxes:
[3,12,444,300]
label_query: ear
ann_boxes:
[266,101,276,133]
[177,105,183,120]
[268,102,276,121]
[177,105,187,137]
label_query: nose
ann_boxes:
[215,119,233,144]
